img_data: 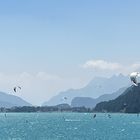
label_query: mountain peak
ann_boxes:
[43,75,129,106]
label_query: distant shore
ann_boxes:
[1,105,139,113]
[0,106,95,113]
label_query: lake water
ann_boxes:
[0,113,140,140]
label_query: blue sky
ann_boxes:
[0,0,140,104]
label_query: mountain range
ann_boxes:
[0,91,31,107]
[71,87,126,108]
[43,74,130,106]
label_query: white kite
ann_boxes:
[130,72,140,86]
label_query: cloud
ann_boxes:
[82,60,122,71]
[131,63,140,70]
[82,59,140,74]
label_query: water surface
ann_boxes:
[0,113,139,140]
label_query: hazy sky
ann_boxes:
[0,0,140,105]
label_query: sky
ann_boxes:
[0,0,140,105]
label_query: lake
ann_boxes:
[0,113,139,140]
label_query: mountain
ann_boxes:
[0,91,31,108]
[55,104,71,110]
[94,84,140,113]
[43,74,130,106]
[71,97,95,108]
[71,87,126,108]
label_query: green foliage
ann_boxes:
[0,104,94,113]
[94,84,140,113]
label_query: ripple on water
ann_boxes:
[0,113,139,140]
